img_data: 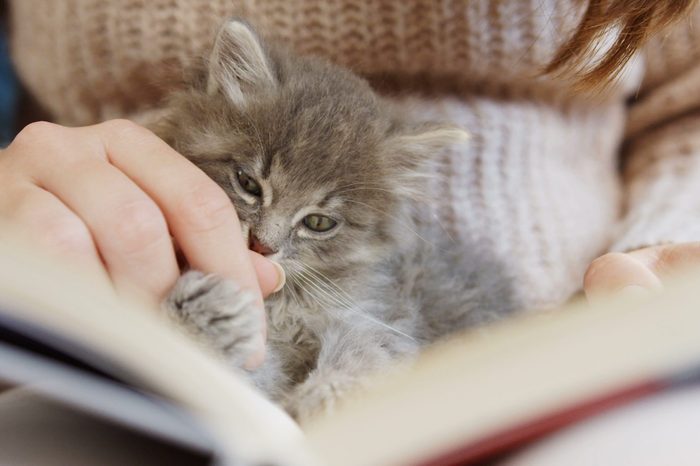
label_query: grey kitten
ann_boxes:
[154,19,517,424]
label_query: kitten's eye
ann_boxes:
[236,170,262,197]
[302,214,337,233]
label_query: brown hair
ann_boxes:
[546,0,697,89]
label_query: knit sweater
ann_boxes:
[9,0,700,309]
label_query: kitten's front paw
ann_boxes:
[285,374,362,425]
[164,270,262,367]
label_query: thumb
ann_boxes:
[248,251,286,298]
[583,252,662,303]
[241,252,285,370]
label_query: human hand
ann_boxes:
[0,120,284,367]
[583,242,700,302]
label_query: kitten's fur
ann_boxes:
[154,20,517,424]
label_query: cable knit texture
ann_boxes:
[8,0,700,309]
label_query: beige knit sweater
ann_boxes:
[9,0,700,309]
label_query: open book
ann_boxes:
[1,226,700,465]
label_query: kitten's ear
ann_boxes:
[207,19,276,106]
[386,126,470,199]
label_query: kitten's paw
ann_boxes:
[285,374,362,425]
[164,270,262,367]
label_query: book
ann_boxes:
[1,224,700,465]
[305,273,700,466]
[0,226,310,466]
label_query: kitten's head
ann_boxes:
[156,19,466,280]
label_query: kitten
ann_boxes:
[153,19,517,424]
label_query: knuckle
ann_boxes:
[12,121,62,150]
[656,243,692,265]
[102,119,150,140]
[17,121,61,139]
[177,181,234,234]
[112,199,169,254]
[40,216,94,256]
[584,252,626,289]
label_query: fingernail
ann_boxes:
[618,284,651,300]
[271,261,286,293]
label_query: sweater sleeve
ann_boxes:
[610,9,700,252]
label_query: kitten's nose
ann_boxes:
[248,233,276,256]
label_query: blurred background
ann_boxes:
[0,2,20,147]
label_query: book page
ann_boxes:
[0,386,211,466]
[306,267,700,466]
[0,226,314,466]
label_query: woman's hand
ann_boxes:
[584,242,700,301]
[0,120,283,368]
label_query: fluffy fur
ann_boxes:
[154,19,517,424]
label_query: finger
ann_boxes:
[583,252,662,302]
[249,252,286,298]
[243,251,285,368]
[0,183,108,282]
[34,156,180,307]
[632,242,700,278]
[87,120,266,368]
[88,120,263,305]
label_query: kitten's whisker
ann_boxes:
[295,271,350,310]
[297,268,356,310]
[351,311,418,342]
[343,199,437,247]
[296,264,417,343]
[294,261,344,296]
[285,275,303,308]
[334,183,454,245]
[299,265,356,306]
[331,182,400,197]
[333,181,391,190]
[290,265,336,302]
[288,271,327,311]
[294,275,353,322]
[292,260,358,309]
[431,212,457,244]
[334,182,394,189]
[296,272,364,321]
[333,187,397,196]
[296,262,362,310]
